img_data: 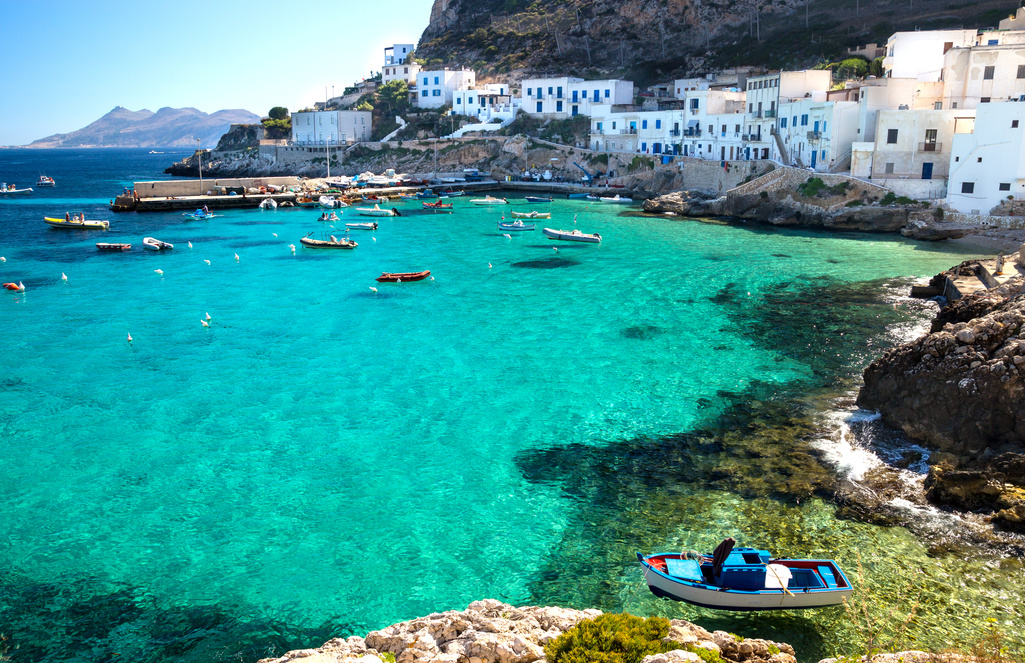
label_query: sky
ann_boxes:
[0,0,434,146]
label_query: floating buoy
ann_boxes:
[272,233,278,237]
[127,333,133,342]
[204,259,211,265]
[369,286,378,293]
[61,272,67,282]
[0,257,5,262]
[488,262,492,269]
[234,253,239,262]
[371,237,376,242]
[429,276,435,281]
[154,269,163,275]
[503,234,511,239]
[289,244,296,253]
[205,312,211,321]
[553,247,558,252]
[201,319,209,327]
[188,241,193,248]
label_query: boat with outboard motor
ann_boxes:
[1,183,33,195]
[376,270,430,282]
[498,220,535,232]
[357,204,398,217]
[45,214,109,230]
[524,196,553,203]
[637,538,853,611]
[35,175,56,187]
[470,195,507,206]
[300,232,357,249]
[345,222,378,230]
[542,227,600,243]
[143,237,173,251]
[510,210,550,219]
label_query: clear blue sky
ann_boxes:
[0,0,434,146]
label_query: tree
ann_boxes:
[377,80,410,116]
[268,106,289,120]
[356,101,374,112]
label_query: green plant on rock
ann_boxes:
[628,156,654,173]
[378,653,396,663]
[845,199,864,207]
[895,196,915,205]
[840,556,922,662]
[543,613,676,663]
[880,192,897,205]
[685,643,723,663]
[797,177,826,197]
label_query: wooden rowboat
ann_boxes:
[376,270,430,282]
[96,243,132,251]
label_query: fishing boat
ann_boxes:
[637,538,853,611]
[35,175,56,187]
[296,196,318,207]
[1,183,33,195]
[524,196,553,203]
[415,189,438,199]
[498,220,535,232]
[300,232,357,249]
[44,215,109,230]
[600,194,633,203]
[510,210,551,219]
[422,200,453,210]
[345,222,378,230]
[398,193,419,201]
[356,204,397,217]
[96,243,132,251]
[542,227,601,243]
[259,198,278,210]
[142,237,173,251]
[439,190,465,197]
[470,195,507,205]
[376,270,431,282]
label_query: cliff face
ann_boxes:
[417,0,1018,82]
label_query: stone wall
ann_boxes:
[678,158,776,196]
[869,178,948,201]
[728,166,891,199]
[134,176,300,198]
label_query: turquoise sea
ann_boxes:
[1,149,1023,663]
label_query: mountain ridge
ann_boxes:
[26,106,260,149]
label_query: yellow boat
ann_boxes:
[44,216,110,230]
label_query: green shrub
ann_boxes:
[880,192,897,205]
[590,153,609,166]
[544,614,675,663]
[845,199,864,207]
[827,181,851,196]
[628,156,655,173]
[759,191,769,199]
[686,644,723,663]
[797,177,826,197]
[895,196,915,205]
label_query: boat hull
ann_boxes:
[511,211,550,219]
[44,217,109,230]
[376,270,430,282]
[542,228,601,243]
[1,188,33,195]
[300,238,357,249]
[498,222,535,231]
[345,223,378,230]
[96,243,131,251]
[357,208,396,217]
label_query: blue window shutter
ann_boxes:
[642,120,647,129]
[536,101,542,112]
[656,120,661,129]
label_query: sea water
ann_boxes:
[0,149,1022,663]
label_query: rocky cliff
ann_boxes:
[417,0,1017,82]
[27,106,260,149]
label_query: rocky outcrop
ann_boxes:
[257,600,796,663]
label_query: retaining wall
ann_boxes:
[679,159,776,196]
[134,177,300,198]
[868,178,948,200]
[943,212,1025,230]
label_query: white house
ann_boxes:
[589,107,695,155]
[745,70,831,161]
[673,77,710,97]
[856,108,974,181]
[775,99,859,170]
[383,44,420,85]
[947,102,1025,214]
[416,69,475,108]
[291,110,372,145]
[452,84,517,124]
[940,42,1025,109]
[521,77,634,118]
[882,29,977,81]
[676,90,746,160]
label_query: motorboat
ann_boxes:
[345,222,378,230]
[567,193,591,199]
[183,209,217,220]
[96,243,132,251]
[319,195,348,208]
[498,221,535,232]
[415,189,438,199]
[300,232,357,249]
[510,211,551,219]
[296,196,318,207]
[637,538,853,611]
[143,237,173,251]
[318,212,341,222]
[439,190,465,197]
[44,215,109,230]
[542,227,601,243]
[35,175,56,187]
[376,270,431,282]
[259,198,278,210]
[524,196,553,203]
[422,201,453,210]
[470,196,507,205]
[600,194,633,203]
[356,204,398,217]
[1,183,33,195]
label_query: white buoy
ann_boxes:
[127,333,133,342]
[205,312,211,321]
[289,244,296,253]
[503,234,511,239]
[234,253,240,262]
[0,257,5,262]
[154,269,163,275]
[17,281,24,291]
[429,276,435,281]
[372,237,376,242]
[61,272,67,282]
[204,259,211,265]
[272,233,278,237]
[369,286,378,293]
[188,241,193,249]
[201,319,209,327]
[553,247,558,252]
[488,262,492,268]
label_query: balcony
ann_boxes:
[807,131,822,141]
[742,134,765,142]
[689,108,699,115]
[763,109,776,118]
[918,142,942,152]
[670,129,681,136]
[683,129,702,137]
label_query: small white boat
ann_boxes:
[259,198,277,210]
[319,195,348,208]
[470,195,507,206]
[543,227,601,243]
[510,211,551,219]
[318,212,341,222]
[44,215,109,230]
[599,194,633,203]
[143,237,173,251]
[300,232,357,249]
[356,204,397,217]
[498,221,535,232]
[1,183,33,195]
[35,175,56,187]
[345,222,378,230]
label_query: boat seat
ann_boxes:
[817,565,838,588]
[665,558,704,582]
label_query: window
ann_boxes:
[988,39,999,45]
[432,89,440,97]
[612,122,617,129]
[548,86,553,96]
[781,117,788,128]
[690,98,699,109]
[605,89,610,98]
[1000,183,1011,191]
[572,106,578,116]
[434,76,439,84]
[642,120,648,129]
[961,182,975,194]
[953,102,958,109]
[641,142,647,152]
[887,128,898,144]
[792,116,797,126]
[934,101,943,110]
[981,97,991,103]
[749,103,754,113]
[721,124,726,133]
[734,124,740,133]
[984,66,995,80]
[1014,120,1020,128]
[404,67,408,74]
[1019,65,1025,79]
[536,101,542,112]
[421,90,428,97]
[572,90,578,102]
[977,157,983,162]
[884,163,894,174]
[556,101,563,112]
[801,114,809,126]
[593,90,600,102]
[557,86,562,98]
[423,77,428,85]
[821,150,826,160]
[467,97,474,104]
[527,87,532,96]
[655,120,661,129]
[823,121,828,133]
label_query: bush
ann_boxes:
[797,177,826,197]
[628,156,654,173]
[895,196,915,205]
[880,192,897,205]
[544,614,675,663]
[845,199,864,207]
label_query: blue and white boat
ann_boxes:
[498,220,535,232]
[183,209,218,220]
[524,196,553,203]
[637,538,853,611]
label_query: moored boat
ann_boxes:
[35,175,56,187]
[510,210,551,219]
[524,196,553,203]
[599,194,633,203]
[345,222,378,230]
[422,201,453,210]
[259,198,278,210]
[637,538,853,611]
[356,204,398,217]
[470,195,507,205]
[1,183,33,195]
[96,243,132,251]
[296,196,318,207]
[498,221,535,231]
[542,227,601,243]
[415,189,438,199]
[300,232,357,249]
[44,215,109,230]
[567,192,590,199]
[376,270,430,282]
[143,237,173,251]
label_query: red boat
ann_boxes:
[376,270,431,283]
[96,243,132,251]
[422,201,453,209]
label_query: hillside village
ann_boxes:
[194,7,1025,223]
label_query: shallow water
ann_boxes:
[0,149,1022,663]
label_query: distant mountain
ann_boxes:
[27,106,261,149]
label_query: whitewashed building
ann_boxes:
[677,90,747,160]
[452,84,517,123]
[940,41,1025,109]
[852,108,975,180]
[882,29,977,81]
[947,102,1025,213]
[382,43,421,85]
[291,110,372,145]
[775,99,859,170]
[416,69,475,108]
[745,70,831,161]
[520,77,634,118]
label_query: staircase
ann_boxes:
[773,132,790,166]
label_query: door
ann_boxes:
[811,150,817,168]
[922,162,934,180]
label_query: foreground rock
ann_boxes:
[257,599,796,663]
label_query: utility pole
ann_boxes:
[196,138,203,193]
